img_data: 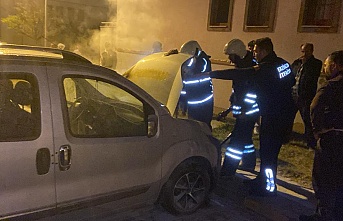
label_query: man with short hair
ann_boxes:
[291,43,322,148]
[300,50,343,221]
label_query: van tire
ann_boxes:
[162,160,211,214]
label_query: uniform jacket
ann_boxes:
[310,73,343,134]
[292,55,322,101]
[182,51,213,105]
[210,51,295,116]
[230,51,259,117]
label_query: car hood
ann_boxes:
[124,52,191,115]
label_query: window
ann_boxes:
[0,73,41,142]
[63,77,148,138]
[244,0,277,32]
[207,0,234,32]
[298,0,342,33]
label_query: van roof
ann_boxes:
[0,44,92,64]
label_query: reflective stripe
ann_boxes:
[243,144,255,153]
[244,98,256,104]
[232,105,241,110]
[226,152,241,160]
[243,149,255,154]
[183,77,211,85]
[265,168,276,192]
[225,147,243,160]
[246,108,260,115]
[180,90,186,95]
[244,144,254,149]
[227,148,243,155]
[201,58,207,72]
[187,94,213,104]
[187,58,194,67]
[246,93,257,99]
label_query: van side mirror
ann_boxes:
[148,114,158,137]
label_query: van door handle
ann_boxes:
[59,145,72,171]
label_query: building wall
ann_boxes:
[117,0,343,64]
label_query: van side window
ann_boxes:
[0,74,41,142]
[63,77,147,138]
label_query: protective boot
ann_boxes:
[248,168,277,197]
[239,151,256,171]
[220,156,240,177]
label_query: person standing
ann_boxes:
[100,42,117,70]
[179,40,214,130]
[198,37,295,196]
[151,41,162,53]
[291,43,322,148]
[299,51,343,221]
[218,39,259,175]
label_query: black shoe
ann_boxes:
[299,214,320,221]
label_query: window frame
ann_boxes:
[297,0,342,33]
[243,0,277,32]
[207,0,234,32]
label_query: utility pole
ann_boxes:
[44,0,47,47]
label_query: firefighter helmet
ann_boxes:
[180,40,202,55]
[223,39,247,59]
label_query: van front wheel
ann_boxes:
[162,161,210,214]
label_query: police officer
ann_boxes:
[180,40,214,130]
[219,39,259,175]
[200,37,295,196]
[299,50,343,221]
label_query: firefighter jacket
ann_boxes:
[210,51,295,117]
[310,73,343,134]
[230,51,259,118]
[181,51,213,106]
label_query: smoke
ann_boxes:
[70,0,166,72]
[115,0,164,52]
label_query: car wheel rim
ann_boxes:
[173,172,206,211]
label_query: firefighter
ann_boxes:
[219,39,259,176]
[192,37,295,196]
[180,40,213,130]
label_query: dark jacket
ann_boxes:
[210,51,295,116]
[310,73,343,134]
[292,55,322,101]
[229,51,259,117]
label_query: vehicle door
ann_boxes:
[47,66,163,205]
[0,65,55,217]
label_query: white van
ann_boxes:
[0,45,220,220]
